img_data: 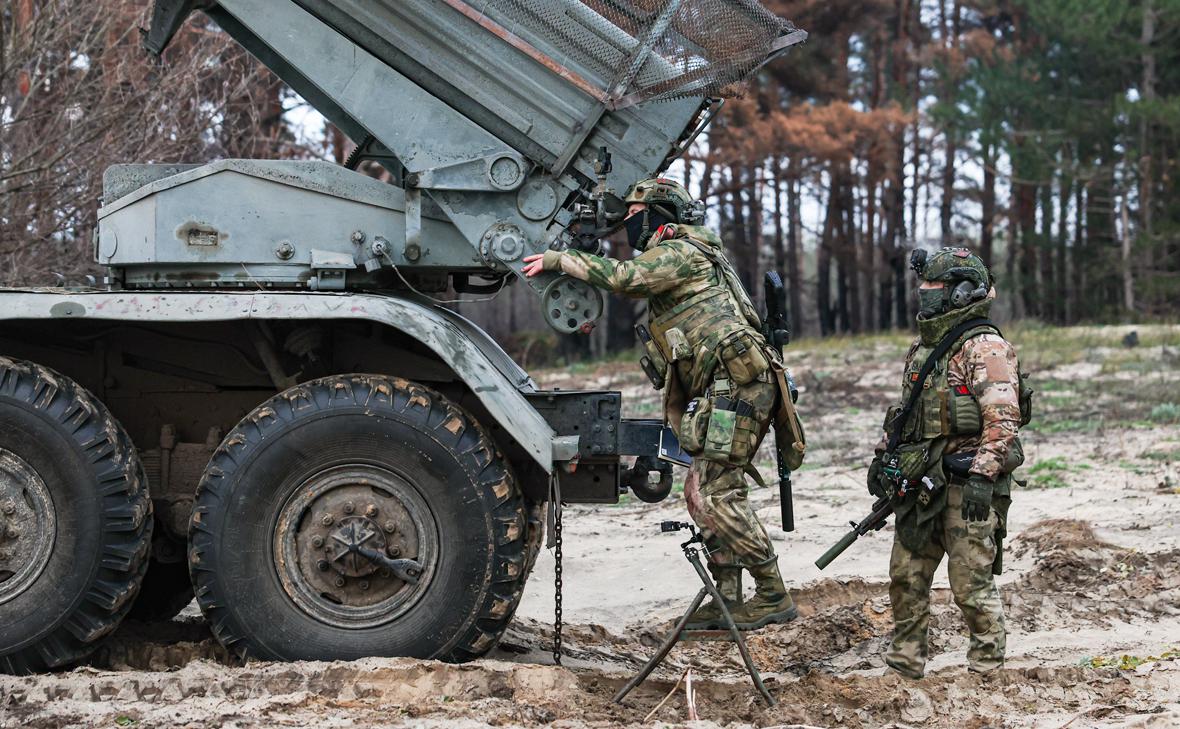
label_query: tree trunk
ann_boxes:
[980,142,996,267]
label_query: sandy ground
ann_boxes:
[2,324,1179,728]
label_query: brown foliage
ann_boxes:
[0,0,306,285]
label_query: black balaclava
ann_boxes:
[624,206,675,251]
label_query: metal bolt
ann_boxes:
[359,580,370,591]
[383,521,397,533]
[0,502,14,516]
[317,560,330,572]
[334,576,345,588]
[365,504,378,517]
[311,535,324,548]
[274,241,295,260]
[321,514,334,526]
[351,230,366,244]
[343,502,355,515]
[387,545,401,558]
[6,528,18,540]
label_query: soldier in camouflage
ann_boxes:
[869,246,1025,679]
[523,178,798,630]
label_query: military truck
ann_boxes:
[0,0,803,672]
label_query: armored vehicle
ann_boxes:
[0,0,803,672]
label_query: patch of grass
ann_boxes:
[1023,418,1105,435]
[1026,456,1090,489]
[1150,403,1180,424]
[1142,448,1180,462]
[1079,647,1180,671]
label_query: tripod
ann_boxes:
[612,521,775,707]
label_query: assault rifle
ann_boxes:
[814,495,893,570]
[763,271,795,532]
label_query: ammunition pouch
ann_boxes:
[679,392,760,465]
[718,330,771,386]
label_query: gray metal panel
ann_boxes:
[96,161,478,281]
[0,289,555,470]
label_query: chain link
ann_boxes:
[553,501,563,666]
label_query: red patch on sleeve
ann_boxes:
[953,249,971,257]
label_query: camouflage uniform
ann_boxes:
[876,248,1023,678]
[540,180,797,628]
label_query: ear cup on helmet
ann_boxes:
[949,280,987,309]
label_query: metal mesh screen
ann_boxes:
[466,0,792,106]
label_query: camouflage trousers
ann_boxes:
[684,379,777,567]
[886,482,1006,678]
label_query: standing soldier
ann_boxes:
[870,246,1027,679]
[523,178,800,630]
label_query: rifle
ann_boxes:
[814,495,892,570]
[763,271,794,532]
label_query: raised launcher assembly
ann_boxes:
[131,0,807,332]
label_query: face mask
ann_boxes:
[624,208,674,251]
[918,287,946,318]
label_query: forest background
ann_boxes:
[2,0,1178,365]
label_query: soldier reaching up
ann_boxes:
[870,246,1028,679]
[523,178,799,630]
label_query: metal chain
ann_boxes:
[553,502,563,666]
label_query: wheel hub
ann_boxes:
[0,449,56,605]
[273,465,437,628]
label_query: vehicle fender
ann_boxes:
[0,289,556,471]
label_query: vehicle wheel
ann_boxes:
[0,357,152,674]
[127,557,194,622]
[190,374,531,662]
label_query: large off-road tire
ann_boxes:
[0,357,152,674]
[190,374,531,662]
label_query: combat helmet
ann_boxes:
[622,177,705,250]
[909,246,992,317]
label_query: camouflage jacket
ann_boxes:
[877,297,1021,481]
[542,225,764,399]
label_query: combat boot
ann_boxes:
[731,556,797,630]
[684,564,743,630]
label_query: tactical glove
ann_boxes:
[961,474,994,522]
[867,456,888,498]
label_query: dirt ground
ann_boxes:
[2,323,1179,728]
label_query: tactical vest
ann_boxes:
[895,324,994,447]
[646,226,768,397]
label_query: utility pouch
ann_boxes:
[895,441,932,481]
[702,395,759,464]
[1018,371,1034,427]
[718,330,771,386]
[1004,437,1025,473]
[947,385,982,434]
[665,327,692,362]
[680,397,711,455]
[885,403,922,444]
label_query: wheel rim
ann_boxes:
[0,449,57,605]
[273,464,438,628]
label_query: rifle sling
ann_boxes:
[885,317,998,455]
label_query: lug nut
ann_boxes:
[6,528,18,540]
[321,514,334,526]
[387,545,401,558]
[317,560,330,571]
[1,502,14,515]
[380,568,391,578]
[359,580,369,591]
[343,502,355,514]
[334,576,345,588]
[311,535,324,548]
[365,504,378,517]
[383,521,397,533]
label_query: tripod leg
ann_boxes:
[612,587,707,705]
[687,551,776,707]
